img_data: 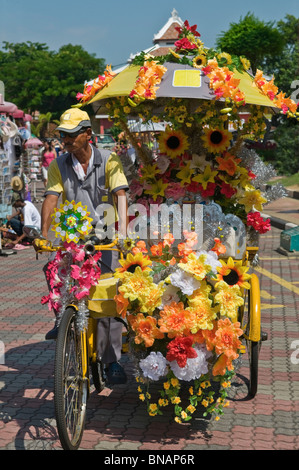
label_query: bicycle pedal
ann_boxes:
[261,331,268,341]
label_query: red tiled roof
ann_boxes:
[154,23,180,42]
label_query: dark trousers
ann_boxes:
[9,216,23,236]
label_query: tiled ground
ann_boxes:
[0,227,299,450]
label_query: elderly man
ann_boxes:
[37,108,129,384]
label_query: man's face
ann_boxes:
[60,128,92,154]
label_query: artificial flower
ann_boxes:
[164,182,186,200]
[51,200,93,243]
[214,281,244,321]
[201,127,232,154]
[193,54,207,68]
[247,211,271,234]
[178,252,212,281]
[158,284,180,310]
[238,189,267,213]
[176,161,194,186]
[213,318,243,360]
[216,152,241,176]
[192,164,218,190]
[139,351,168,381]
[158,301,196,338]
[168,344,211,380]
[114,292,129,318]
[128,313,164,347]
[166,336,198,368]
[186,302,218,332]
[169,268,202,296]
[216,257,251,289]
[158,127,189,159]
[114,252,152,278]
[144,179,169,201]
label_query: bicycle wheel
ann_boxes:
[54,307,88,450]
[242,274,261,398]
[90,359,106,393]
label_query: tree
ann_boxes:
[0,41,105,118]
[216,13,285,73]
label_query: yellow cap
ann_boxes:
[56,108,91,133]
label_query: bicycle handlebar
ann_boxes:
[35,238,120,254]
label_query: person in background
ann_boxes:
[40,141,56,187]
[7,198,41,246]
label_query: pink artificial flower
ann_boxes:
[164,182,186,200]
[130,179,144,198]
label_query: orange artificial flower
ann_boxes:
[213,318,243,361]
[211,238,226,256]
[216,152,241,176]
[163,232,175,247]
[128,313,164,347]
[114,292,129,319]
[158,301,196,338]
[177,242,194,261]
[150,241,163,257]
[212,353,234,376]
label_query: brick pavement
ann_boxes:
[0,222,299,450]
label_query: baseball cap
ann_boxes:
[56,108,91,134]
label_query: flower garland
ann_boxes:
[76,65,116,104]
[114,231,247,422]
[42,200,101,329]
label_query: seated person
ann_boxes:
[7,198,41,246]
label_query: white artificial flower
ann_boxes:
[158,284,180,309]
[196,250,222,275]
[169,269,202,296]
[139,351,168,381]
[168,344,212,381]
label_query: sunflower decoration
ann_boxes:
[215,257,251,290]
[201,127,233,155]
[158,126,189,159]
[192,54,207,69]
[114,252,152,279]
[51,200,93,243]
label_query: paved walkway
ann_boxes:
[0,183,299,450]
[0,226,299,450]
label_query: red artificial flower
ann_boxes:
[220,181,237,198]
[247,212,271,234]
[166,336,198,368]
[174,38,197,52]
[175,20,201,37]
[198,182,216,198]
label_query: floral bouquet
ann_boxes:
[114,231,250,423]
[41,200,102,330]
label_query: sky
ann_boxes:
[0,0,298,75]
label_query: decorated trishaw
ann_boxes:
[36,20,298,449]
[73,20,298,424]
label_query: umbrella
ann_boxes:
[12,109,25,119]
[24,137,43,148]
[24,114,33,121]
[87,63,278,113]
[0,101,18,114]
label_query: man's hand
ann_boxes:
[32,238,52,252]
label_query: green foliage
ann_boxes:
[216,12,285,73]
[0,41,105,118]
[257,118,299,175]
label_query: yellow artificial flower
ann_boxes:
[201,127,232,154]
[187,281,212,308]
[193,54,207,68]
[178,252,212,281]
[240,56,251,71]
[144,179,169,201]
[214,280,244,321]
[217,52,232,65]
[140,164,160,181]
[193,164,218,190]
[216,257,251,290]
[238,189,267,213]
[114,251,152,278]
[158,126,189,159]
[186,303,218,332]
[176,161,194,186]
